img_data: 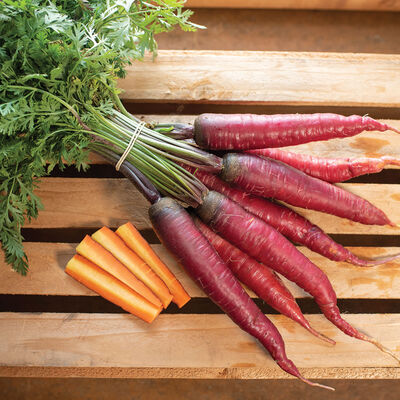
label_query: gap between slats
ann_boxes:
[3,296,400,315]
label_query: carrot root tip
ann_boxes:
[307,326,336,346]
[363,335,400,364]
[382,156,400,167]
[389,126,400,134]
[298,376,335,391]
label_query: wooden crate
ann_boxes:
[1,50,400,382]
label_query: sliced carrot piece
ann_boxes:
[116,222,191,308]
[66,255,161,323]
[76,235,162,308]
[92,227,173,309]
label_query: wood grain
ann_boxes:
[1,243,400,299]
[185,0,400,11]
[118,51,400,107]
[2,365,400,379]
[0,313,399,379]
[28,180,400,234]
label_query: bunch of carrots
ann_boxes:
[66,223,190,323]
[89,112,399,391]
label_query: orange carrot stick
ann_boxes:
[66,255,161,323]
[92,227,173,309]
[76,235,162,308]
[116,222,191,308]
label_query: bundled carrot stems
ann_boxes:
[2,1,400,391]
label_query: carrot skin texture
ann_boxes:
[247,148,400,183]
[194,113,399,150]
[220,153,393,226]
[185,167,398,267]
[92,227,173,309]
[196,191,375,343]
[116,222,191,308]
[76,235,163,308]
[66,255,161,323]
[149,197,327,387]
[194,218,335,344]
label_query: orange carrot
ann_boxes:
[92,227,173,308]
[76,235,162,308]
[66,255,161,323]
[116,222,191,308]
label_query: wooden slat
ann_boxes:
[1,243,400,299]
[0,313,399,379]
[119,51,400,107]
[29,180,400,234]
[89,117,400,164]
[185,0,400,11]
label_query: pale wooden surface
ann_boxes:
[186,0,400,11]
[28,180,400,234]
[1,243,400,300]
[0,313,399,379]
[119,51,400,107]
[4,50,400,384]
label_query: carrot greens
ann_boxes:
[0,0,206,273]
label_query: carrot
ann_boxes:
[247,148,400,183]
[186,167,399,267]
[116,222,191,308]
[194,217,335,345]
[220,153,394,226]
[92,227,173,308]
[193,113,400,150]
[149,197,332,389]
[66,255,161,323]
[76,235,162,308]
[196,191,400,363]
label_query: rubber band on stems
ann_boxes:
[115,121,146,171]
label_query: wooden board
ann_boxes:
[185,0,400,11]
[119,51,400,107]
[1,243,400,299]
[1,313,399,379]
[28,180,400,234]
[3,49,400,384]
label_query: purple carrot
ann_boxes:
[193,113,400,150]
[194,217,335,344]
[220,153,394,226]
[149,197,332,389]
[196,191,400,363]
[247,148,400,183]
[184,166,399,267]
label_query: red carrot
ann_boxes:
[194,217,335,344]
[220,153,394,226]
[150,197,332,389]
[247,148,400,183]
[196,191,400,363]
[186,166,399,267]
[194,113,399,150]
